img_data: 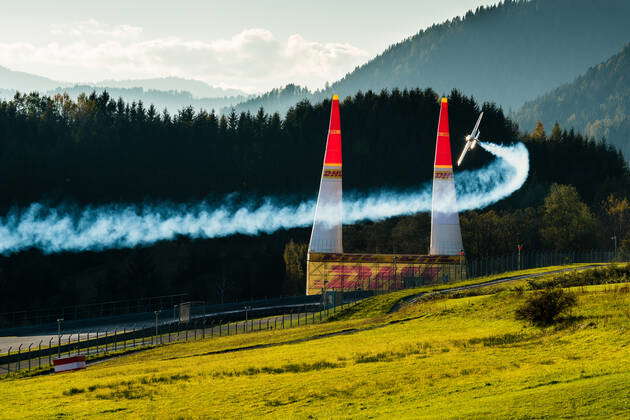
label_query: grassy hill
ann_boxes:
[515,43,630,158]
[1,265,627,418]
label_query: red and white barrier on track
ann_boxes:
[53,355,86,373]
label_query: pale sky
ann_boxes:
[0,0,499,92]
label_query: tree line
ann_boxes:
[0,88,627,312]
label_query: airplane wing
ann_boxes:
[457,141,472,166]
[471,112,484,138]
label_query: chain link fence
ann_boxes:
[0,299,357,377]
[465,249,615,278]
[0,249,617,378]
[310,250,617,295]
[0,293,188,329]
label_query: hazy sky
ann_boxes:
[1,0,499,92]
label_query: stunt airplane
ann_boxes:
[456,112,483,166]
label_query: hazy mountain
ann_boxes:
[94,77,247,98]
[47,85,247,113]
[514,43,630,158]
[0,65,68,92]
[227,84,312,115]
[0,88,16,100]
[234,0,630,115]
[0,66,249,111]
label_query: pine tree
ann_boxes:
[282,240,308,295]
[531,121,546,140]
[550,122,562,141]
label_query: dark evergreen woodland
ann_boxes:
[0,89,627,312]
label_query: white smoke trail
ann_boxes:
[0,141,528,255]
[323,141,529,222]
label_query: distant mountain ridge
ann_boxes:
[94,77,247,98]
[50,86,247,113]
[227,84,312,115]
[514,43,630,158]
[0,66,250,112]
[0,85,248,114]
[0,65,68,92]
[0,65,246,99]
[233,0,630,115]
[3,0,629,118]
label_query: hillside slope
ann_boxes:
[48,85,247,113]
[514,43,630,157]
[0,65,67,92]
[94,77,247,98]
[233,0,630,115]
[1,268,627,418]
[0,67,249,111]
[332,0,630,110]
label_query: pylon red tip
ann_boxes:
[434,99,452,167]
[324,95,342,166]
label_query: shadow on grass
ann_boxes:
[354,342,433,364]
[215,360,343,377]
[62,373,193,400]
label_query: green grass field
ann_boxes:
[0,265,628,419]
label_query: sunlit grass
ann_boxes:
[331,262,602,320]
[0,273,627,419]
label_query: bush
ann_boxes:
[528,265,630,290]
[515,288,577,326]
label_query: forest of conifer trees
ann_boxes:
[0,89,628,311]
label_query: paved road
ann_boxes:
[0,302,322,352]
[0,309,332,375]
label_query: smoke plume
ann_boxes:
[0,141,528,255]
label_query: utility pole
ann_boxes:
[56,318,64,357]
[517,244,523,270]
[154,310,160,345]
[611,236,618,257]
[244,306,251,321]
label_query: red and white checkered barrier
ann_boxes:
[53,355,86,373]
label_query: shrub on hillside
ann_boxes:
[515,288,577,326]
[528,264,630,290]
